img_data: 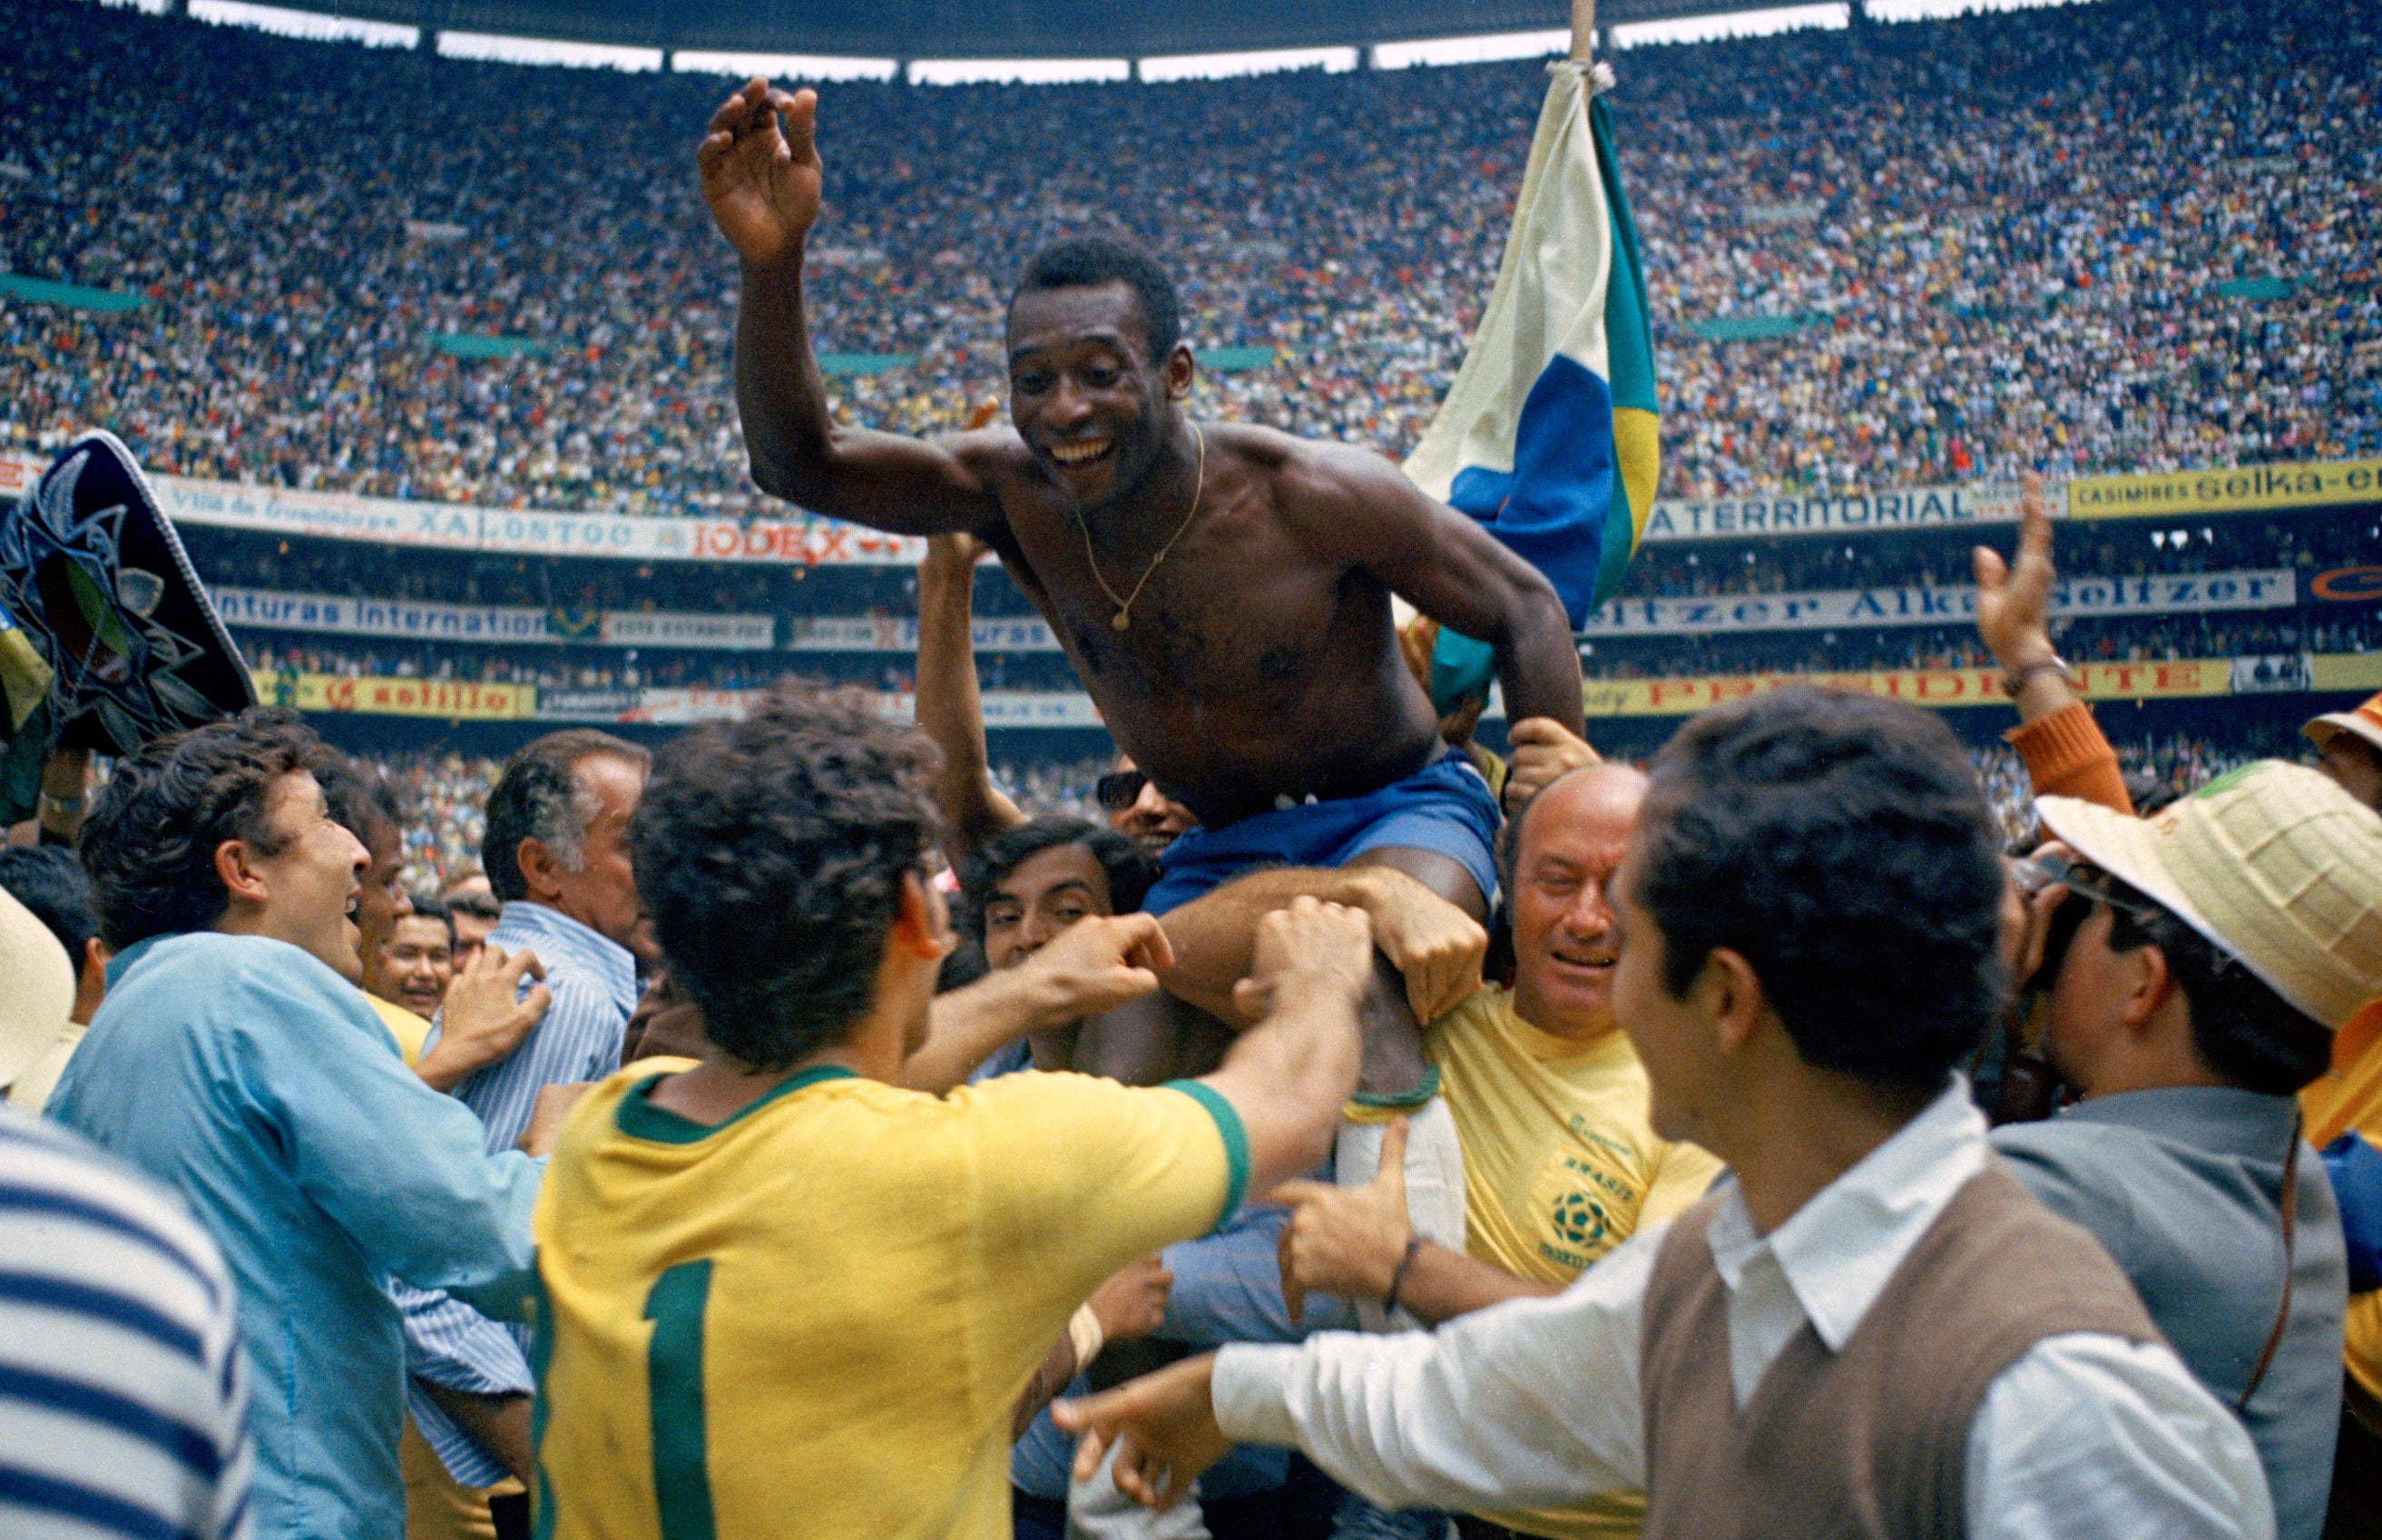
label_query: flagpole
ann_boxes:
[1571,0,1596,60]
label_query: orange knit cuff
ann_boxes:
[2005,701,2132,814]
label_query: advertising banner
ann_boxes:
[2311,565,2382,604]
[1579,658,2234,719]
[1639,481,2025,544]
[214,587,774,650]
[596,611,775,650]
[250,670,535,719]
[215,588,551,644]
[2311,654,2382,693]
[2068,459,2382,520]
[1583,570,2294,637]
[133,473,930,567]
[783,614,1063,652]
[614,688,1105,728]
[0,451,40,500]
[2228,655,2311,693]
[535,689,642,720]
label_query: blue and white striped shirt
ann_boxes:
[0,1103,255,1540]
[400,899,636,1486]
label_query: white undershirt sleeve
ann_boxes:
[1213,1220,1662,1515]
[1965,1333,2276,1540]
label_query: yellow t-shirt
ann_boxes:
[2304,1007,2382,1408]
[1428,986,1725,1540]
[530,1062,1245,1540]
[368,992,430,1066]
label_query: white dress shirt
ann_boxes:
[1213,1082,2275,1540]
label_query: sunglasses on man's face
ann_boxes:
[1095,770,1149,813]
[2029,852,2163,926]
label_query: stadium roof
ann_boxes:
[254,0,1797,61]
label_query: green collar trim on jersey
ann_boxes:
[616,1064,859,1144]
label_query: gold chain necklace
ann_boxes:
[1074,425,1206,632]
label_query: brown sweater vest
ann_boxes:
[1639,1162,2161,1540]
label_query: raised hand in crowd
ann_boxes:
[1013,1253,1175,1440]
[416,943,551,1094]
[1273,1114,1414,1323]
[1056,1352,1232,1511]
[1088,1253,1173,1348]
[1972,473,2080,723]
[901,912,1178,1093]
[1502,716,1602,815]
[698,79,822,266]
[1350,866,1488,1028]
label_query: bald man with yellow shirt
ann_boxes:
[1274,764,1720,1540]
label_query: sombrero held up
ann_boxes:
[0,431,256,756]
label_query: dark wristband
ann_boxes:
[1383,1236,1426,1318]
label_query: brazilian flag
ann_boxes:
[1402,59,1659,711]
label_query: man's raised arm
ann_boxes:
[1292,444,1584,735]
[699,79,1003,535]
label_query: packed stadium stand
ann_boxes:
[4,0,2378,870]
[3,0,2377,513]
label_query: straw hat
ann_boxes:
[2305,689,2382,760]
[2036,761,2382,1033]
[0,885,74,1089]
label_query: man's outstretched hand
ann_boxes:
[1021,912,1179,1026]
[417,944,551,1094]
[1272,1114,1414,1321]
[1972,471,2059,672]
[1349,868,1486,1027]
[1503,717,1601,815]
[1054,1354,1230,1510]
[698,79,822,268]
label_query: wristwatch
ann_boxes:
[2001,654,2071,698]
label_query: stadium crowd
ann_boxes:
[2,0,2377,521]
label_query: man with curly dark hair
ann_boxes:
[530,683,1375,1540]
[47,708,546,1540]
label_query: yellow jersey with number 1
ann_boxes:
[530,1061,1244,1540]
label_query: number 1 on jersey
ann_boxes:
[644,1260,716,1540]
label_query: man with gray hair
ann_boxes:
[398,730,650,1538]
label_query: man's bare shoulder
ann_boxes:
[1214,423,1407,511]
[942,425,1038,486]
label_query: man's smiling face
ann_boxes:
[1005,280,1188,514]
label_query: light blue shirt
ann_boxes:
[46,932,543,1540]
[400,899,636,1486]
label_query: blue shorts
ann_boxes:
[1142,753,1501,917]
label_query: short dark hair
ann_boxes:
[316,753,409,849]
[483,730,649,902]
[958,816,1157,943]
[445,888,503,922]
[401,893,456,947]
[2103,888,2330,1095]
[1632,688,2007,1087]
[0,845,101,966]
[631,685,936,1073]
[78,707,326,949]
[1010,237,1182,358]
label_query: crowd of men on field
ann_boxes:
[5,477,2382,1540]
